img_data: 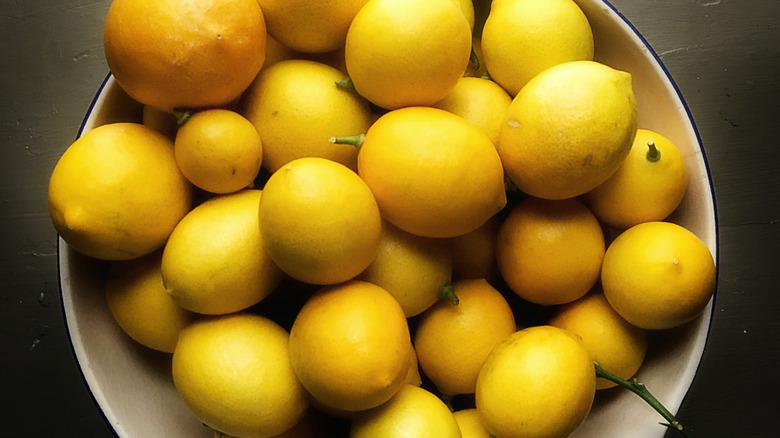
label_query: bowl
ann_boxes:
[59,0,717,436]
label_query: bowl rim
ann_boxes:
[57,0,720,435]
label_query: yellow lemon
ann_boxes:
[431,76,512,146]
[453,409,491,438]
[257,157,381,285]
[48,123,193,260]
[257,0,368,53]
[448,216,501,284]
[344,0,472,109]
[453,0,476,32]
[242,59,373,172]
[584,128,689,229]
[356,107,506,238]
[414,279,516,396]
[350,385,462,438]
[359,220,454,317]
[549,290,648,389]
[475,325,596,438]
[288,280,411,412]
[495,197,605,306]
[103,0,266,112]
[601,221,716,330]
[105,250,195,353]
[172,313,309,438]
[498,60,638,200]
[174,109,263,194]
[481,0,594,95]
[162,190,283,315]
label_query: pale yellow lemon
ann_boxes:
[498,60,637,200]
[104,0,266,112]
[344,0,472,109]
[48,122,192,260]
[257,0,368,53]
[162,190,283,315]
[495,197,605,306]
[174,109,263,194]
[172,313,309,438]
[549,290,648,389]
[257,157,382,285]
[359,220,453,317]
[350,385,462,438]
[414,279,516,396]
[242,59,372,172]
[105,250,194,353]
[431,76,512,146]
[481,0,593,95]
[357,107,506,238]
[453,409,491,438]
[601,221,716,330]
[475,325,596,438]
[288,280,411,412]
[585,128,689,229]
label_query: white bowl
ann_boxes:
[59,0,717,436]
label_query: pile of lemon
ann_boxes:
[48,0,716,437]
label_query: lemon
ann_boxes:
[48,123,193,260]
[448,216,500,283]
[549,290,647,389]
[162,189,283,315]
[288,280,411,412]
[498,60,638,200]
[242,59,373,172]
[258,157,382,285]
[584,128,689,229]
[453,0,476,32]
[495,197,605,306]
[104,250,194,353]
[475,325,596,438]
[172,313,309,438]
[356,107,506,238]
[414,279,517,396]
[601,221,716,330]
[405,343,423,387]
[431,76,513,146]
[359,220,453,317]
[350,385,462,438]
[481,0,594,96]
[453,409,491,438]
[344,0,472,109]
[257,0,368,53]
[103,0,266,112]
[174,109,263,194]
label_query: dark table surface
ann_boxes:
[2,0,778,436]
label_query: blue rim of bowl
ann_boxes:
[58,3,721,433]
[57,71,120,437]
[602,0,720,414]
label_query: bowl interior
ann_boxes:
[60,1,717,437]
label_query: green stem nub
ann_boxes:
[439,282,459,306]
[646,140,662,162]
[335,77,356,92]
[172,108,192,126]
[594,362,693,438]
[330,133,365,149]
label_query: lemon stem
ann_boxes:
[335,77,356,92]
[646,140,662,162]
[172,108,192,126]
[593,362,693,438]
[438,282,459,306]
[329,134,365,150]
